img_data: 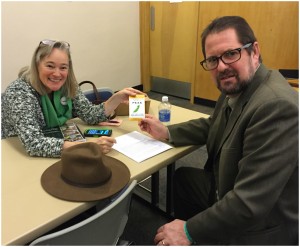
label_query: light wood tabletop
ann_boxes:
[2,99,209,245]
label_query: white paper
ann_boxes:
[112,131,173,163]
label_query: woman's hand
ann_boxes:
[104,88,146,116]
[138,114,169,140]
[63,136,116,154]
[114,88,146,104]
[87,136,116,154]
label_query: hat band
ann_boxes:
[60,172,112,188]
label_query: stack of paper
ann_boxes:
[112,131,173,163]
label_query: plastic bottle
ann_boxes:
[158,96,171,125]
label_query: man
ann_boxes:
[138,16,298,245]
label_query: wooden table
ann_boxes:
[2,100,209,245]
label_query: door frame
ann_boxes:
[139,2,151,92]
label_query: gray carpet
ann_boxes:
[121,91,214,245]
[135,146,208,211]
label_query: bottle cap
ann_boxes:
[162,96,168,102]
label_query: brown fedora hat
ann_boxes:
[41,142,130,202]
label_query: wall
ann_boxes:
[1,2,140,93]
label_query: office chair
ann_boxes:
[30,180,137,246]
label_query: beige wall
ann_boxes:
[1,1,140,93]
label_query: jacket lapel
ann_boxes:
[213,64,271,158]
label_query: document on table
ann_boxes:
[112,131,173,163]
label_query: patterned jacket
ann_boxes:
[2,78,109,157]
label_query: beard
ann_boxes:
[216,65,256,95]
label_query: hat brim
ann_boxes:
[41,155,130,202]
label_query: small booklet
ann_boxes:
[43,122,86,142]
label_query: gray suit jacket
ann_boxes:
[168,64,298,245]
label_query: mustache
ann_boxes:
[217,69,237,80]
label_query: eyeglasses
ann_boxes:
[39,39,70,48]
[200,43,253,71]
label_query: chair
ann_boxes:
[30,180,137,246]
[83,87,114,103]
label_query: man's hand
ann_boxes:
[154,219,191,246]
[138,114,169,140]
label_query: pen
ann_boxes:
[108,120,119,123]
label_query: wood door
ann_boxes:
[140,2,199,99]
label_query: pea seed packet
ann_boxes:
[129,95,145,120]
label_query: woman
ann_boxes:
[2,39,144,157]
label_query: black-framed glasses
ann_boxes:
[200,43,253,71]
[39,39,70,48]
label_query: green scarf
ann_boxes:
[41,90,72,128]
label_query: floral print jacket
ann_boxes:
[2,78,109,157]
